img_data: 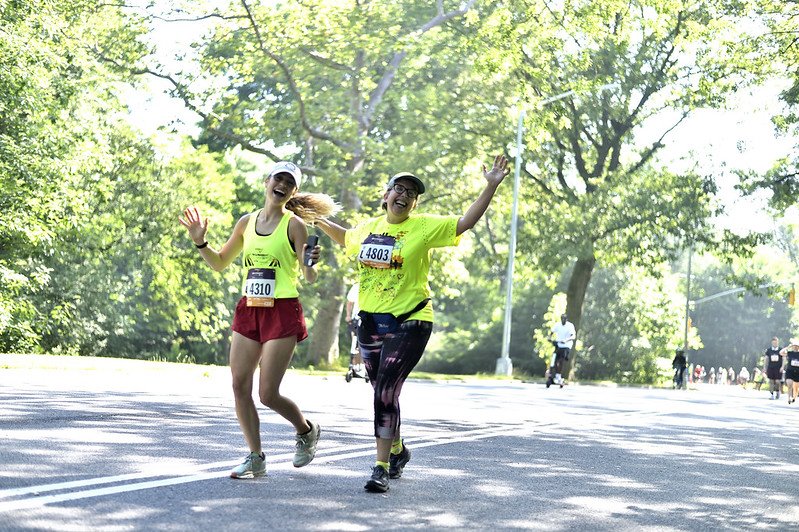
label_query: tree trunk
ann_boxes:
[305,148,365,366]
[306,274,345,366]
[565,254,596,380]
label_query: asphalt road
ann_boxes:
[0,354,797,531]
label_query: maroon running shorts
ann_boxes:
[231,297,308,344]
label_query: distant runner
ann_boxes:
[547,314,576,388]
[764,337,782,400]
[780,339,799,405]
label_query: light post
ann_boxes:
[495,110,524,376]
[683,244,692,353]
[495,83,618,376]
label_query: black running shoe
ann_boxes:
[389,442,411,479]
[364,465,389,493]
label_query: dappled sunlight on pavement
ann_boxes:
[1,355,797,530]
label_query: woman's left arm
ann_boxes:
[456,154,510,236]
[289,217,319,283]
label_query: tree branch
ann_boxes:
[96,49,291,162]
[521,165,559,198]
[627,13,683,127]
[361,0,477,128]
[625,111,687,176]
[550,142,579,200]
[239,0,352,151]
[146,12,247,22]
[561,116,592,187]
[300,47,355,72]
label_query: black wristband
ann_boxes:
[195,241,208,249]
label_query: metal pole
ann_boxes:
[496,110,524,376]
[495,84,616,376]
[683,244,692,352]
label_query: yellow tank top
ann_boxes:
[240,210,299,300]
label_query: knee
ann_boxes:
[231,377,252,400]
[259,388,280,408]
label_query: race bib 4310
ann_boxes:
[245,268,276,307]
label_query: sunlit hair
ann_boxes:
[286,192,341,224]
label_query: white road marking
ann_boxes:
[0,422,558,513]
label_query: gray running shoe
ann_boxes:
[230,451,266,479]
[293,420,321,467]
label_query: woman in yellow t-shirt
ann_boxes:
[180,161,337,479]
[317,155,509,493]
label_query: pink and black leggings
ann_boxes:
[356,318,433,440]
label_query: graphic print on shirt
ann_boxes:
[357,231,411,303]
[359,232,407,270]
[244,253,281,270]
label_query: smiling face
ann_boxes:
[383,178,419,222]
[266,172,297,204]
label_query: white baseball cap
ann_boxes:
[387,172,425,194]
[269,161,303,189]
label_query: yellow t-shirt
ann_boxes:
[344,214,461,322]
[240,210,300,299]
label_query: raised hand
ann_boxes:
[482,154,511,186]
[178,206,209,245]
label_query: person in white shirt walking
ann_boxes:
[548,314,576,388]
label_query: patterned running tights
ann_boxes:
[357,319,433,439]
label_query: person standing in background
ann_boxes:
[765,337,782,400]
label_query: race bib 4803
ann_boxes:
[358,234,395,269]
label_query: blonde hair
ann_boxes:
[286,192,340,224]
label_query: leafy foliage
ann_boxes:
[1,0,790,386]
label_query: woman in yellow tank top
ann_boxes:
[180,161,337,479]
[316,154,509,493]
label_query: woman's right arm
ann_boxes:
[315,218,348,247]
[179,206,246,272]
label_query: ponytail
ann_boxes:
[286,192,340,224]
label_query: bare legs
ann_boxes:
[230,332,311,453]
[788,379,799,403]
